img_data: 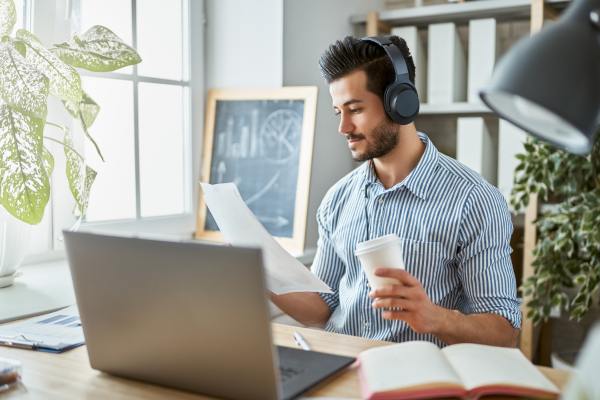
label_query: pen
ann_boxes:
[0,338,38,350]
[294,331,312,351]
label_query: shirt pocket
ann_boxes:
[400,239,447,291]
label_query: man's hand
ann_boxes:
[369,268,443,335]
[369,268,520,347]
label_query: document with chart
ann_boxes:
[201,182,332,295]
[0,305,84,352]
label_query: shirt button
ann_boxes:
[366,283,371,288]
[364,322,370,327]
[378,199,384,204]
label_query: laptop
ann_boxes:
[63,231,354,400]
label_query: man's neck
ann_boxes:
[372,123,426,190]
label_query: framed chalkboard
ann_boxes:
[195,87,318,253]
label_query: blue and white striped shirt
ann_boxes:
[311,132,522,347]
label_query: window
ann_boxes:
[24,0,203,262]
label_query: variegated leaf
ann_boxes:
[42,145,53,176]
[63,126,83,209]
[81,165,96,215]
[2,36,25,57]
[17,29,82,103]
[0,103,49,224]
[62,89,100,128]
[0,0,16,37]
[53,25,142,72]
[78,109,104,162]
[0,42,49,119]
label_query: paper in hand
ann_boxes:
[200,182,332,295]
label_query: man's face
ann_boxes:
[330,70,400,162]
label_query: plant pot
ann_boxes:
[0,205,32,286]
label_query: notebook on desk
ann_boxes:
[63,231,354,400]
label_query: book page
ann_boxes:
[360,341,463,394]
[441,344,560,394]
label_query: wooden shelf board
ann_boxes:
[419,102,493,115]
[350,0,571,26]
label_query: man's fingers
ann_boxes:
[374,268,421,287]
[369,284,413,299]
[381,309,410,321]
[372,297,411,310]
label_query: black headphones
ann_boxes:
[360,36,420,125]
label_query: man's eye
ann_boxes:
[334,111,341,116]
[351,108,361,113]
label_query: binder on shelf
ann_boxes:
[498,119,528,207]
[468,18,499,104]
[427,23,467,104]
[391,26,427,103]
[457,117,497,186]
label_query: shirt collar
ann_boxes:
[363,132,439,201]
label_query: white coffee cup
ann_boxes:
[355,234,405,289]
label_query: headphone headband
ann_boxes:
[360,36,409,76]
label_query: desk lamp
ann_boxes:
[480,0,600,155]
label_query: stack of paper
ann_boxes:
[498,119,528,206]
[468,18,499,104]
[457,117,497,186]
[201,183,332,295]
[428,22,467,104]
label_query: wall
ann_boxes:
[283,0,386,247]
[205,0,283,89]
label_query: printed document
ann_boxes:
[201,182,332,295]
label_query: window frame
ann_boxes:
[23,0,205,262]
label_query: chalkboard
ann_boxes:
[196,87,318,253]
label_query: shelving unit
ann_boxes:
[351,0,569,27]
[352,0,569,363]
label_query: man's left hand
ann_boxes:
[369,268,445,335]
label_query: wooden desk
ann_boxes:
[0,323,571,399]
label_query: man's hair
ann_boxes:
[318,35,416,103]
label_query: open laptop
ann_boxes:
[63,231,354,400]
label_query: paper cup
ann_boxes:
[355,234,405,289]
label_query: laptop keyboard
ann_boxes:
[279,365,306,383]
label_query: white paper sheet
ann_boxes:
[201,182,332,295]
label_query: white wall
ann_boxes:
[205,0,283,89]
[283,0,386,247]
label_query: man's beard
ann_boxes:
[347,117,400,162]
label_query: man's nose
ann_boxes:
[338,113,355,135]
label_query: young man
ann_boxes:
[270,36,521,348]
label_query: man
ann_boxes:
[270,35,521,348]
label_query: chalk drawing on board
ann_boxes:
[205,100,305,238]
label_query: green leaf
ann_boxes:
[0,103,49,224]
[63,127,97,215]
[2,36,25,57]
[0,0,16,36]
[16,29,82,103]
[553,214,569,223]
[0,42,49,119]
[524,143,535,153]
[583,192,599,205]
[570,305,585,320]
[53,26,142,72]
[574,274,587,285]
[41,145,53,176]
[62,89,100,128]
[77,109,104,162]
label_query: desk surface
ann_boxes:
[0,323,571,399]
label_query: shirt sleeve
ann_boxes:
[310,192,346,313]
[456,183,523,329]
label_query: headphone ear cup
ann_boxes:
[385,83,420,125]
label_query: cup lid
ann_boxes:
[355,234,401,256]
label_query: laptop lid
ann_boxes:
[64,231,282,400]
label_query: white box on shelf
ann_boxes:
[468,18,499,104]
[391,26,427,103]
[427,22,467,104]
[498,119,528,206]
[457,117,497,186]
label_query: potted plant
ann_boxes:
[510,135,600,324]
[0,0,141,285]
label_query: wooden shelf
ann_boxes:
[418,102,493,116]
[350,0,570,27]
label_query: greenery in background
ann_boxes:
[0,0,141,229]
[511,135,600,323]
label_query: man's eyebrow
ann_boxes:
[332,99,363,108]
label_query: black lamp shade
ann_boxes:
[480,0,600,154]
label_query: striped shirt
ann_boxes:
[311,132,522,347]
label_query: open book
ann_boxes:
[357,341,560,400]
